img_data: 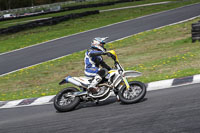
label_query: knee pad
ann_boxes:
[97,68,108,78]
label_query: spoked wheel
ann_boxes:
[54,87,80,112]
[118,81,146,104]
[58,92,75,106]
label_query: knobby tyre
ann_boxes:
[118,81,146,104]
[54,87,80,112]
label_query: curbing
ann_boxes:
[0,74,200,109]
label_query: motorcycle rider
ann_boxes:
[85,37,111,94]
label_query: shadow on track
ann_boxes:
[55,97,148,113]
[55,97,117,113]
[119,98,148,105]
[78,97,118,108]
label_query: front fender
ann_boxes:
[123,70,142,78]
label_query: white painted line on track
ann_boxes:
[109,15,200,43]
[0,3,200,77]
[1,15,200,77]
[2,1,172,28]
[100,1,171,12]
[3,17,51,26]
[0,54,71,77]
[0,2,199,57]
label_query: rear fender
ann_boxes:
[59,79,67,85]
[59,76,84,87]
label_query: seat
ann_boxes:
[73,76,93,85]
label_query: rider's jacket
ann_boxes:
[84,47,111,77]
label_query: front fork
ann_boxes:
[118,69,130,90]
[114,76,130,101]
[122,77,130,90]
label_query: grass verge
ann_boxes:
[0,17,200,101]
[0,0,200,53]
[0,0,169,29]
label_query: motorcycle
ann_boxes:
[54,50,146,112]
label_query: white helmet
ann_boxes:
[91,37,109,52]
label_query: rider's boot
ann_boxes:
[88,74,102,94]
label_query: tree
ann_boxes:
[0,0,7,10]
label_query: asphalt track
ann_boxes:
[0,3,200,75]
[0,83,200,133]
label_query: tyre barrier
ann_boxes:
[192,21,200,43]
[0,0,141,22]
[64,0,137,10]
[0,10,99,35]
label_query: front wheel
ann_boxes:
[54,87,80,112]
[118,81,146,104]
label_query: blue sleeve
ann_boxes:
[89,50,104,57]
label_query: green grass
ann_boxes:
[0,17,200,101]
[0,0,200,53]
[0,0,168,29]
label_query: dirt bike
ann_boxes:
[54,50,146,112]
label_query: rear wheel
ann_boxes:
[54,87,80,112]
[118,81,146,104]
